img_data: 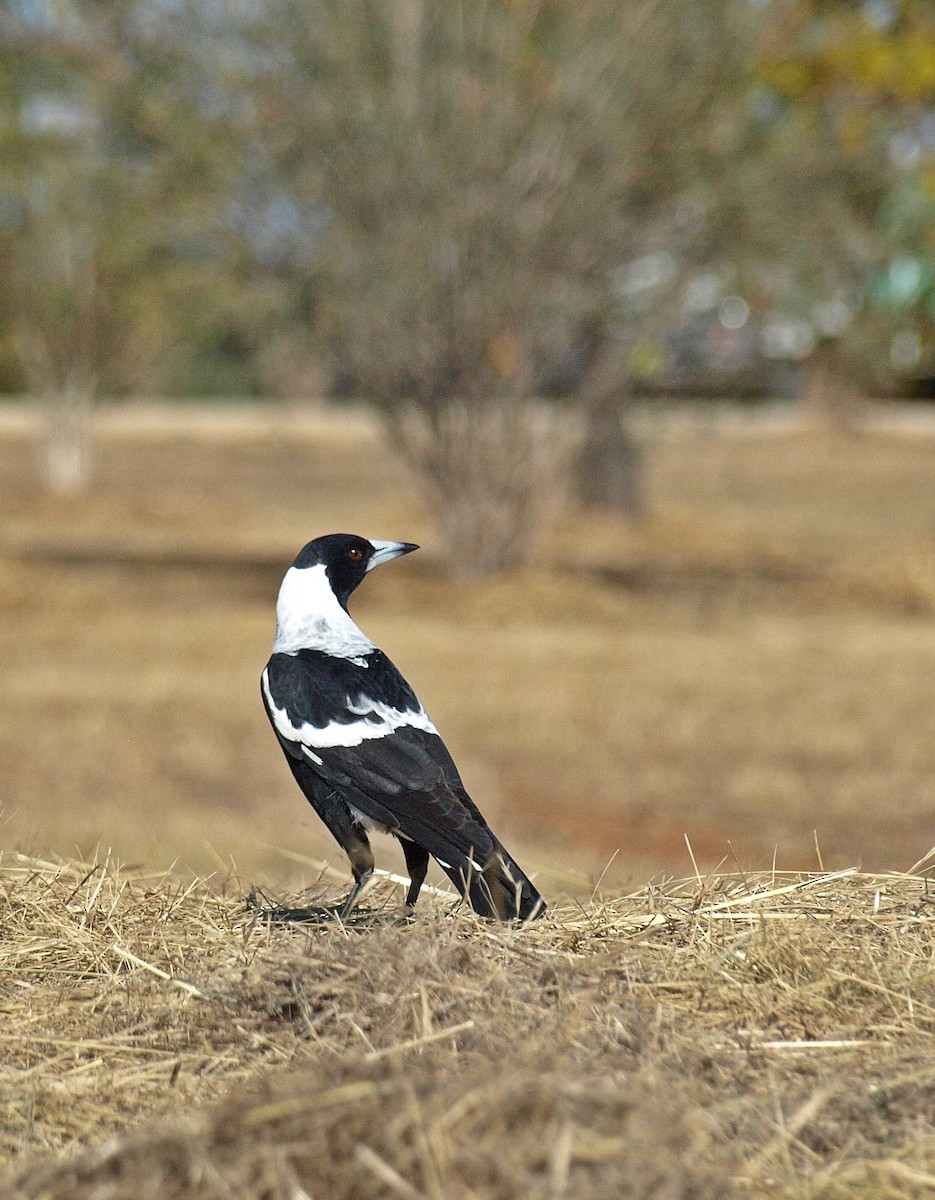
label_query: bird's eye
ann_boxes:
[347,547,364,562]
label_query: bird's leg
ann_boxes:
[337,829,376,918]
[337,872,372,918]
[312,794,377,918]
[399,839,430,910]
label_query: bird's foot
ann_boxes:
[245,889,339,924]
[245,889,412,927]
[265,902,341,924]
[246,894,395,928]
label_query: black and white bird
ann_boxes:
[261,533,544,921]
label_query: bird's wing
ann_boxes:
[262,650,498,863]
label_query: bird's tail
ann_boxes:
[442,842,545,921]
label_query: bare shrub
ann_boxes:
[386,399,577,574]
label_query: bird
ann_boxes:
[261,533,544,922]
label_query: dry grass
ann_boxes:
[4,852,935,1197]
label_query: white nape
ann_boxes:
[272,563,375,658]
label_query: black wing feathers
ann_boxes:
[263,649,544,920]
[269,649,420,733]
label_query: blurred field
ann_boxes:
[2,403,935,892]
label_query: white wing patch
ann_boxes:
[262,668,438,754]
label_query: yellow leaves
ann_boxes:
[761,23,935,103]
[627,337,665,380]
[919,167,935,201]
[758,57,816,98]
[899,30,935,100]
[828,29,935,102]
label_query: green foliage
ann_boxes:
[0,0,246,398]
[0,0,932,407]
[745,0,935,387]
[0,1,933,521]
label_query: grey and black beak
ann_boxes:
[366,539,419,572]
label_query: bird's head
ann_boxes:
[291,534,419,610]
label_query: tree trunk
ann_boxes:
[574,393,645,517]
[42,383,94,496]
[799,338,864,433]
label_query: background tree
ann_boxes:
[586,2,935,433]
[1,0,933,563]
[0,0,242,492]
[726,0,935,425]
[246,0,759,573]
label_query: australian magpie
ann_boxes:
[261,533,544,921]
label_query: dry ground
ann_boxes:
[4,854,935,1198]
[1,404,935,884]
[4,403,935,1194]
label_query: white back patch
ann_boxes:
[272,563,375,658]
[262,668,438,753]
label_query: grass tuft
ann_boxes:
[3,853,935,1197]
